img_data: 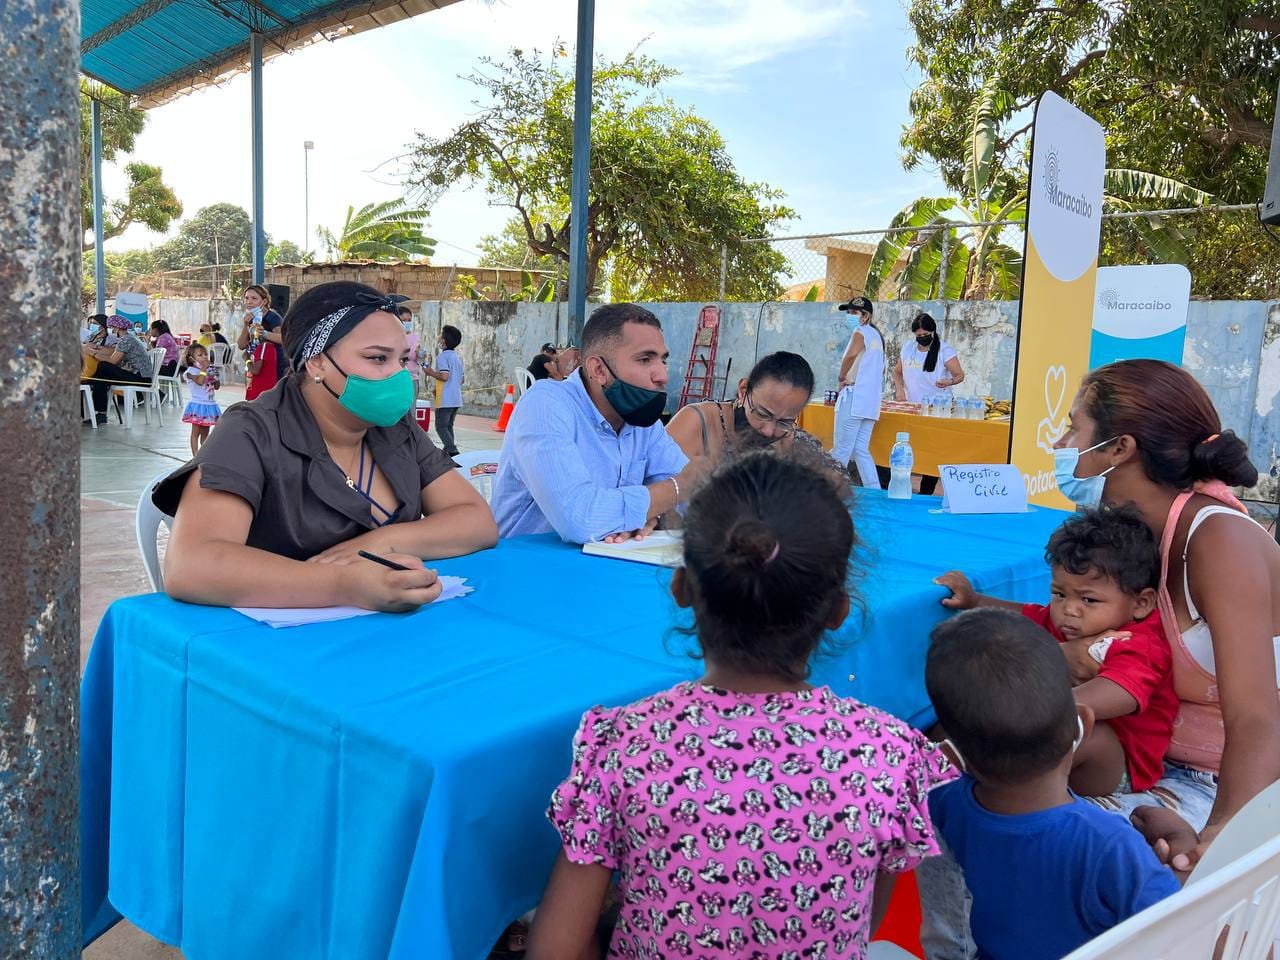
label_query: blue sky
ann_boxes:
[104,0,947,265]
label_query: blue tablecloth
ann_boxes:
[81,491,1067,959]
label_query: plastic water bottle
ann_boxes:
[888,431,913,500]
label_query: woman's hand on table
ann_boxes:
[342,551,442,611]
[935,571,977,609]
[308,530,397,565]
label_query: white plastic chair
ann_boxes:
[136,471,175,592]
[1062,832,1280,960]
[80,384,96,429]
[452,449,501,503]
[1187,778,1280,885]
[158,359,184,406]
[209,342,236,384]
[111,347,166,428]
[514,367,535,399]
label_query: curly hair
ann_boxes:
[1044,505,1159,596]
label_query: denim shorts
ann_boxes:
[1085,760,1219,832]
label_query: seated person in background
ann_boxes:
[667,350,850,486]
[527,342,562,381]
[83,315,154,424]
[492,303,694,544]
[197,324,215,347]
[153,281,497,612]
[552,344,579,378]
[925,610,1180,960]
[936,506,1175,797]
[211,323,229,345]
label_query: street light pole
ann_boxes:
[303,140,313,255]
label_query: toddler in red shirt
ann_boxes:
[936,505,1176,797]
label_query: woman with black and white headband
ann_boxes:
[153,281,498,611]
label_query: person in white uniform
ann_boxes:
[894,312,966,495]
[893,312,965,404]
[830,296,884,489]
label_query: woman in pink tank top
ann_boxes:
[1052,359,1280,871]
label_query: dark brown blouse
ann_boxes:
[153,376,455,561]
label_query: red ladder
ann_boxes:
[678,305,722,408]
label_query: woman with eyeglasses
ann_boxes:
[667,351,848,484]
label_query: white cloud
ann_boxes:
[101,0,872,260]
[419,0,865,88]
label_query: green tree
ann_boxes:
[80,248,159,300]
[316,200,435,261]
[266,240,306,265]
[80,80,182,250]
[866,81,1212,300]
[407,47,793,302]
[478,210,563,274]
[899,1,1279,297]
[901,0,1278,203]
[153,203,256,270]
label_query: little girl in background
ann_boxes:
[528,452,946,960]
[181,343,222,457]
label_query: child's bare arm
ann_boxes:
[1073,675,1139,720]
[527,852,610,960]
[934,571,1023,612]
[871,871,898,935]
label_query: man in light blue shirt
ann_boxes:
[492,304,692,543]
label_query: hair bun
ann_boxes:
[724,518,780,571]
[1190,429,1258,487]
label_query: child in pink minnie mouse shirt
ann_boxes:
[528,453,950,960]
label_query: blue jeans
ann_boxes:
[917,761,1219,960]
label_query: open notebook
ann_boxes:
[581,531,682,568]
[234,575,471,628]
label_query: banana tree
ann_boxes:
[317,199,436,261]
[866,80,1212,300]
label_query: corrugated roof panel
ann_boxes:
[81,0,462,107]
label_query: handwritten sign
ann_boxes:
[939,464,1028,515]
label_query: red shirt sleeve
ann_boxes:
[1021,603,1063,640]
[1095,615,1172,712]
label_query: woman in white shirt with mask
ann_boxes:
[830,296,885,488]
[894,312,965,404]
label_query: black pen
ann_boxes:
[358,550,412,572]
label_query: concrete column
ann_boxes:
[0,0,83,956]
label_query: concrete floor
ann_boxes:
[80,388,503,959]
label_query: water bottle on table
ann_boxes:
[888,431,913,500]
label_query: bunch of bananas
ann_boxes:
[984,397,1012,420]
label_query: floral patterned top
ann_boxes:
[548,682,947,960]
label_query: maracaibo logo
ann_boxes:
[1096,287,1172,311]
[1043,147,1094,219]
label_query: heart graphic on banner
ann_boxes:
[1043,365,1067,423]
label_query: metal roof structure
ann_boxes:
[81,0,462,108]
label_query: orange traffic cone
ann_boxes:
[493,383,516,432]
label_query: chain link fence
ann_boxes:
[722,203,1277,304]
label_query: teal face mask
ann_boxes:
[321,352,416,427]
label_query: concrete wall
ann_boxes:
[143,294,1280,498]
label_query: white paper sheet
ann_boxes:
[234,575,471,628]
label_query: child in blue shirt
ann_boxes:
[423,324,464,459]
[924,609,1180,960]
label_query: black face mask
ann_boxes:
[915,334,934,346]
[732,403,777,448]
[599,358,667,428]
